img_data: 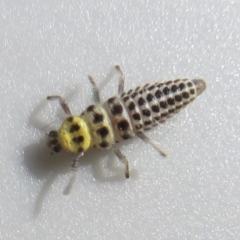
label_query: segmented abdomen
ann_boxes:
[82,79,201,149]
[104,79,198,141]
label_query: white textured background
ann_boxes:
[0,1,239,240]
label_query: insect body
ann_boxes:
[46,65,206,194]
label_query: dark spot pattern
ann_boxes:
[190,89,195,95]
[133,113,141,120]
[93,113,104,123]
[175,95,182,102]
[155,90,162,98]
[160,101,167,109]
[152,105,160,113]
[50,139,58,145]
[72,136,84,143]
[167,98,175,105]
[117,120,129,131]
[148,85,155,91]
[169,109,175,114]
[144,120,152,125]
[138,97,145,106]
[70,124,80,133]
[131,92,138,98]
[123,96,129,102]
[171,85,178,93]
[111,104,123,115]
[146,94,154,102]
[128,102,136,111]
[179,83,185,90]
[97,127,109,138]
[163,87,170,95]
[142,109,151,117]
[182,92,190,99]
[87,105,95,112]
[108,97,116,104]
[161,113,168,118]
[166,80,172,85]
[187,82,193,87]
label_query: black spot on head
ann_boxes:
[138,97,145,106]
[72,136,84,143]
[147,93,154,102]
[97,127,109,138]
[67,117,73,122]
[99,141,109,148]
[87,105,95,112]
[142,109,151,117]
[123,96,129,102]
[117,120,129,131]
[128,102,136,111]
[122,134,130,140]
[152,105,160,113]
[133,113,141,120]
[190,89,195,95]
[175,95,182,102]
[155,90,162,98]
[182,92,190,99]
[167,98,175,105]
[108,97,116,104]
[171,85,178,93]
[144,120,152,126]
[179,83,185,90]
[111,104,123,115]
[53,144,62,153]
[163,87,170,95]
[70,124,80,133]
[93,113,104,123]
[187,82,193,87]
[160,101,167,109]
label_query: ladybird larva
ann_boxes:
[46,65,206,194]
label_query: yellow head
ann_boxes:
[46,116,91,154]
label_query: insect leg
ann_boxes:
[88,75,101,103]
[115,64,125,95]
[62,152,84,195]
[46,95,72,115]
[137,132,168,157]
[113,147,130,178]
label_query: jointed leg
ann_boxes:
[62,152,84,195]
[137,132,168,157]
[115,65,125,95]
[113,147,130,178]
[88,75,101,103]
[46,95,72,115]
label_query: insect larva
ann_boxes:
[46,65,206,194]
